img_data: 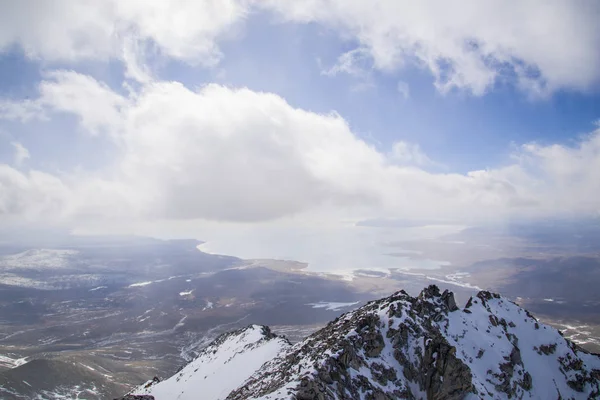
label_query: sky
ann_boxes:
[0,1,599,271]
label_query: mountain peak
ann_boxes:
[131,324,291,400]
[130,286,600,399]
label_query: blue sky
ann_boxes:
[0,1,599,267]
[2,10,598,175]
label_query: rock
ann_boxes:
[441,290,459,312]
[510,346,522,365]
[521,371,533,390]
[422,333,473,400]
[195,286,600,400]
[538,343,557,355]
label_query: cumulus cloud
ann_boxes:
[1,72,599,227]
[1,1,598,95]
[116,82,382,221]
[38,71,128,136]
[263,0,600,95]
[0,165,70,221]
[0,71,127,138]
[0,0,248,82]
[0,99,45,122]
[516,132,600,215]
[390,142,434,167]
[11,142,30,166]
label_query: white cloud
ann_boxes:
[0,165,70,222]
[1,72,599,227]
[397,81,410,99]
[1,1,597,95]
[516,133,600,215]
[11,142,30,166]
[0,99,45,122]
[38,71,128,136]
[389,142,435,167]
[263,0,600,95]
[1,70,126,135]
[320,48,377,92]
[321,48,372,78]
[0,0,248,80]
[115,82,380,221]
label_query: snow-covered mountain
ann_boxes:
[130,325,291,400]
[129,285,600,399]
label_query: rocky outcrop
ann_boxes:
[227,286,600,399]
[128,285,600,400]
[227,288,473,399]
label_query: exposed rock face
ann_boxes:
[227,287,477,400]
[129,286,600,400]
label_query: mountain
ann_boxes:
[0,359,129,399]
[131,325,290,400]
[129,285,600,399]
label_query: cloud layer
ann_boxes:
[0,1,599,237]
[1,1,598,94]
[265,0,600,95]
[0,0,246,66]
[1,72,599,228]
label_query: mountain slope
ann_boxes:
[131,325,290,400]
[130,286,600,399]
[0,358,128,399]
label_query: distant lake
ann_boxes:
[198,223,463,273]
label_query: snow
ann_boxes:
[89,286,107,291]
[0,354,27,369]
[31,384,101,400]
[0,273,105,290]
[129,289,600,400]
[0,249,78,270]
[132,325,289,400]
[128,275,187,288]
[425,273,482,290]
[0,274,51,289]
[79,363,96,371]
[306,301,360,311]
[439,295,600,399]
[128,281,153,288]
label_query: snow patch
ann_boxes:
[307,301,360,311]
[0,249,79,270]
[128,281,153,288]
[132,325,289,400]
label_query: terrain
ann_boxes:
[132,286,600,399]
[381,220,600,353]
[1,220,600,398]
[0,237,375,399]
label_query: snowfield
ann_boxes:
[0,249,79,270]
[131,325,290,400]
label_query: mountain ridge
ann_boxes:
[129,285,600,399]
